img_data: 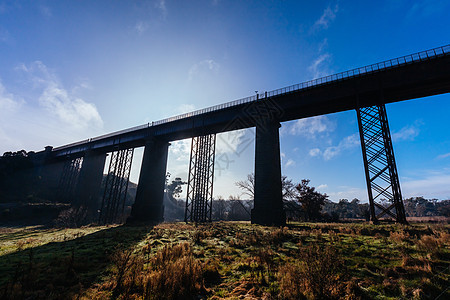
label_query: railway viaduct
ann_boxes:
[17,45,450,226]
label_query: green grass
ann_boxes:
[0,222,449,299]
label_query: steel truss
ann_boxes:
[185,134,216,223]
[356,104,407,224]
[99,148,134,224]
[57,157,83,202]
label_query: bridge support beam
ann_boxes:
[185,134,216,223]
[251,120,286,226]
[74,150,107,217]
[56,157,83,203]
[356,104,407,224]
[99,148,134,225]
[128,139,169,224]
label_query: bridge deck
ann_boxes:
[50,45,450,157]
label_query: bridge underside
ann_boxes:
[17,46,450,226]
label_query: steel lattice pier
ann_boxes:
[57,157,83,202]
[99,148,134,224]
[356,104,407,224]
[185,134,216,223]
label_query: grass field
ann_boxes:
[0,222,449,299]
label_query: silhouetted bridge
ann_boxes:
[25,45,450,225]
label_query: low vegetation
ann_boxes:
[0,222,449,299]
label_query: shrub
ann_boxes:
[54,206,90,228]
[144,242,204,299]
[278,263,306,300]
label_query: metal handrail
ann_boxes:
[53,44,450,151]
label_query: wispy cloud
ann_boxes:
[323,134,360,160]
[308,53,331,78]
[312,4,339,31]
[18,61,103,130]
[437,152,450,160]
[0,81,22,113]
[188,59,220,80]
[309,133,360,161]
[217,128,253,156]
[327,186,367,202]
[401,169,450,199]
[309,148,321,157]
[317,184,328,190]
[392,122,421,142]
[406,0,449,19]
[134,21,149,35]
[155,0,167,18]
[177,104,195,114]
[285,159,296,168]
[289,115,335,137]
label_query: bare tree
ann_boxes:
[235,173,298,201]
[235,173,255,199]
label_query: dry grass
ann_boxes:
[1,221,449,299]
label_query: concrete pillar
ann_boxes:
[33,147,66,202]
[251,120,286,226]
[128,139,169,224]
[74,150,106,214]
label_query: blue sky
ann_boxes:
[0,0,449,201]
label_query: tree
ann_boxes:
[165,173,187,201]
[281,175,298,201]
[235,173,255,199]
[296,179,328,221]
[235,173,299,201]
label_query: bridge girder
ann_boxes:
[356,104,407,224]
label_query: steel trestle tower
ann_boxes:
[99,148,134,224]
[57,157,83,202]
[185,134,216,223]
[356,104,407,224]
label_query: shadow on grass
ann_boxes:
[0,224,151,299]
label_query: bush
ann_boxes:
[54,206,90,228]
[278,244,347,300]
[144,242,204,299]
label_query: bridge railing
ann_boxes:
[53,44,449,151]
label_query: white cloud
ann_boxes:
[188,59,220,80]
[285,159,295,168]
[134,21,149,34]
[401,169,450,199]
[313,4,339,30]
[177,104,196,114]
[327,186,368,202]
[169,139,191,162]
[437,152,450,160]
[309,54,331,78]
[155,0,167,18]
[18,61,103,130]
[309,148,321,157]
[317,184,328,190]
[0,81,22,113]
[216,128,253,156]
[289,115,335,137]
[322,133,360,160]
[392,123,421,142]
